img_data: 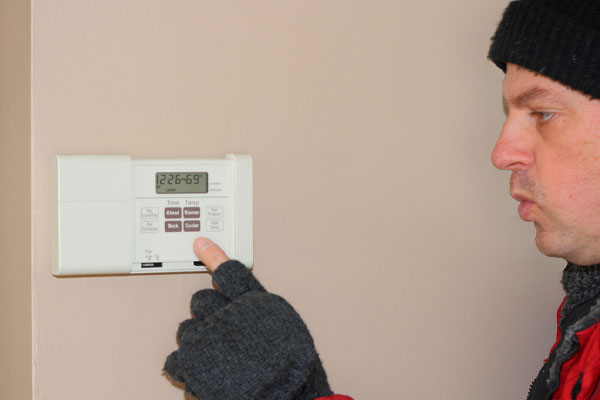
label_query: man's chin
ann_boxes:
[534,225,559,257]
[534,225,570,260]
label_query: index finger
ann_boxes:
[193,238,230,273]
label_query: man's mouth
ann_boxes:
[511,193,536,221]
[511,193,533,203]
[518,200,535,221]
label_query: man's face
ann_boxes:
[492,63,600,265]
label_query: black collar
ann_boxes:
[561,262,600,322]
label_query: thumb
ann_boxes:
[193,238,230,273]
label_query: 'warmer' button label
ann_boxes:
[183,207,200,218]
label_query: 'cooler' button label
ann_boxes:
[184,220,201,232]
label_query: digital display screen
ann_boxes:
[155,172,208,194]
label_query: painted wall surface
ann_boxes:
[0,0,32,398]
[0,0,32,400]
[32,1,565,399]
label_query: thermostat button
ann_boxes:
[165,221,182,232]
[183,207,200,218]
[184,220,201,232]
[206,207,224,218]
[165,207,182,219]
[141,221,159,233]
[141,207,159,219]
[207,220,224,232]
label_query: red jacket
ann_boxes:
[539,298,600,399]
[317,395,354,400]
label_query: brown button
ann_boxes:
[184,220,201,232]
[165,221,182,232]
[165,208,181,219]
[183,207,200,218]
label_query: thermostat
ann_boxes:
[52,154,253,276]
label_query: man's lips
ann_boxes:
[518,201,535,221]
[511,193,536,220]
[511,193,533,203]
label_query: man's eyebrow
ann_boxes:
[505,86,564,108]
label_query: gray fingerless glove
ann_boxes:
[164,260,333,400]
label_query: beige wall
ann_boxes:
[29,1,566,399]
[0,0,32,398]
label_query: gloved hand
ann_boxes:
[164,239,333,400]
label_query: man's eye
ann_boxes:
[537,111,555,122]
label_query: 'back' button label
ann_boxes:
[165,221,182,232]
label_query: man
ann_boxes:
[166,1,600,399]
[489,0,600,399]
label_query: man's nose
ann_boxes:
[491,116,534,171]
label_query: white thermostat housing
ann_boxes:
[52,154,253,276]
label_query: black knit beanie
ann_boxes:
[488,0,600,99]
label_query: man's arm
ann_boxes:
[164,238,350,400]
